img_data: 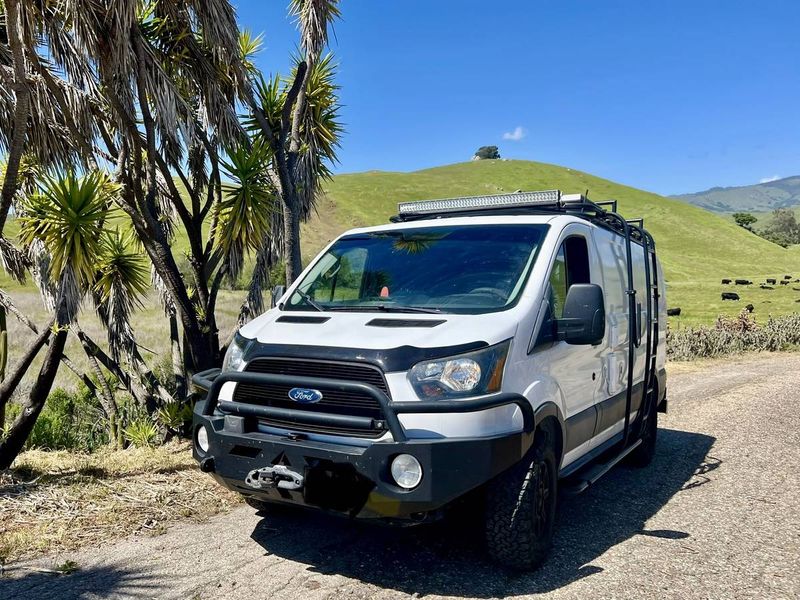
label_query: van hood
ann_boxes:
[238,309,518,369]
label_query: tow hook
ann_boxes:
[245,465,305,491]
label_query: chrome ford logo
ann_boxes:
[288,388,324,403]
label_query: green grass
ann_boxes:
[306,159,799,324]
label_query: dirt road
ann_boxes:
[3,353,800,599]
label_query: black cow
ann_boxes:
[780,280,790,285]
[721,292,740,301]
[745,304,755,313]
[667,307,681,316]
[760,285,774,290]
[734,279,752,285]
[766,278,777,285]
[721,278,732,284]
[785,275,793,280]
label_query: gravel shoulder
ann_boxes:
[3,352,800,599]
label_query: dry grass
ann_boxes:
[2,287,243,398]
[0,441,241,564]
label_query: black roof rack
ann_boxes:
[390,190,654,248]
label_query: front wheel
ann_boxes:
[484,425,558,570]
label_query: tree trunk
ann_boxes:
[170,313,187,400]
[283,200,303,285]
[127,345,174,413]
[0,307,6,427]
[0,323,52,414]
[0,0,32,236]
[0,326,67,469]
[74,325,120,447]
[74,328,152,409]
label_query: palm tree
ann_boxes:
[0,0,344,421]
[0,171,166,460]
[244,0,342,285]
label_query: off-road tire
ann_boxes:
[627,395,658,468]
[484,424,558,570]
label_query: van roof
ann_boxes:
[341,213,582,236]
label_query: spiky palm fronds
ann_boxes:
[238,30,263,75]
[94,230,149,361]
[289,0,340,63]
[0,235,28,283]
[218,141,276,282]
[18,171,115,287]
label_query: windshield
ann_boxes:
[284,224,548,314]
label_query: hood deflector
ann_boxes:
[275,315,331,324]
[366,318,446,328]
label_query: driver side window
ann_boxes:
[535,236,591,347]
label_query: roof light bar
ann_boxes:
[397,190,562,216]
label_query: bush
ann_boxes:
[668,311,800,361]
[2,386,110,451]
[156,402,193,435]
[123,418,159,448]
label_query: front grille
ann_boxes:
[231,358,389,438]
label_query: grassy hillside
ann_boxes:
[2,159,798,327]
[673,175,800,214]
[304,160,799,325]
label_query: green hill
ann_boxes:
[673,175,800,214]
[2,160,798,326]
[304,160,799,325]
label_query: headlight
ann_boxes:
[222,333,249,372]
[408,340,510,399]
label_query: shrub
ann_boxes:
[156,402,193,434]
[4,387,110,451]
[123,418,160,448]
[668,311,800,361]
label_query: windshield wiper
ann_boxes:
[327,304,442,314]
[292,288,324,312]
[377,304,442,314]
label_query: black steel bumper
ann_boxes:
[191,368,534,519]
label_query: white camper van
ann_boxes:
[192,190,667,569]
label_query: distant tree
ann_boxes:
[473,146,500,160]
[763,208,800,246]
[732,212,757,231]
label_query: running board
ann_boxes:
[561,439,642,495]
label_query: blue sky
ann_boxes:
[235,1,800,195]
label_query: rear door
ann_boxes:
[590,227,647,448]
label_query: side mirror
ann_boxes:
[271,285,286,308]
[556,283,605,345]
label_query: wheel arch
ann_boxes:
[534,402,565,466]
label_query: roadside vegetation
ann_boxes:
[0,0,342,469]
[0,441,240,564]
[667,311,800,361]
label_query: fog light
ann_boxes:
[390,454,423,489]
[196,425,210,453]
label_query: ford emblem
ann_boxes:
[288,388,324,404]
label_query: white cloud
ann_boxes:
[759,174,781,183]
[502,126,527,142]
